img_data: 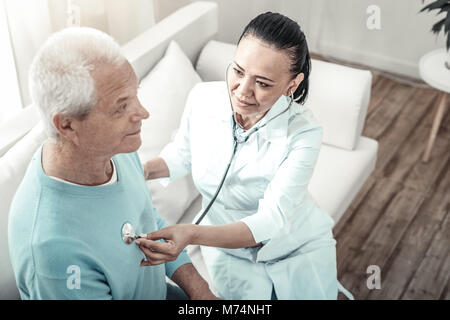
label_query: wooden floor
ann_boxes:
[322,62,450,299]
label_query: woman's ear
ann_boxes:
[52,113,79,145]
[285,72,305,96]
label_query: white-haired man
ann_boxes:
[8,27,216,300]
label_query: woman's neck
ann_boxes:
[234,110,270,131]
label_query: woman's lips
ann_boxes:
[234,96,255,107]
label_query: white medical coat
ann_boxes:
[160,81,341,299]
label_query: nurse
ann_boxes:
[138,12,353,300]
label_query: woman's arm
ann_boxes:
[143,157,170,180]
[136,222,261,266]
[190,222,260,248]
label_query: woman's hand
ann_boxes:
[142,157,170,180]
[136,224,194,266]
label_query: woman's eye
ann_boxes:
[257,81,269,88]
[233,68,244,76]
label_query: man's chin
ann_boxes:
[120,137,142,154]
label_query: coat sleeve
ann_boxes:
[158,85,198,186]
[239,125,324,243]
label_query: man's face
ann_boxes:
[73,61,149,157]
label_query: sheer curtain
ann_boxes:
[1,0,156,110]
[0,0,33,125]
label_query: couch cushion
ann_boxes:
[308,136,378,223]
[305,59,372,151]
[137,40,202,225]
[196,40,236,82]
[195,40,372,150]
[0,122,47,299]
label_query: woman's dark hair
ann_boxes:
[238,12,311,105]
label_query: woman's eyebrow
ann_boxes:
[233,61,275,83]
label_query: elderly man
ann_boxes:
[8,27,216,300]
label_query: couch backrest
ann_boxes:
[0,1,218,300]
[195,40,372,151]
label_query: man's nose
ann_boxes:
[131,101,149,122]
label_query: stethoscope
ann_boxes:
[122,64,295,244]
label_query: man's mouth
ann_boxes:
[127,129,141,136]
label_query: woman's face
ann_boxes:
[227,35,303,121]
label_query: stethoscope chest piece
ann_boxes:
[121,222,137,244]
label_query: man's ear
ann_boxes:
[52,113,79,145]
[285,72,305,96]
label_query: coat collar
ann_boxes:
[211,82,302,145]
[219,95,300,145]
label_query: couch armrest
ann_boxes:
[0,104,40,157]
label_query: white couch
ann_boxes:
[0,1,378,299]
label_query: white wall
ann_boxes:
[278,0,447,79]
[157,0,448,79]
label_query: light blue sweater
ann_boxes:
[8,145,191,299]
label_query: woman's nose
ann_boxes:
[235,77,253,98]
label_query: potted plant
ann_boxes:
[420,0,450,69]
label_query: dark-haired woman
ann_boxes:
[139,12,353,300]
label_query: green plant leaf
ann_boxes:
[447,30,450,50]
[437,4,450,15]
[431,17,447,34]
[445,13,450,33]
[420,0,450,13]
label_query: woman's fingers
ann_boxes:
[145,227,172,241]
[139,245,176,262]
[136,238,180,267]
[136,238,172,253]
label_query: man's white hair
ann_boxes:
[29,27,126,138]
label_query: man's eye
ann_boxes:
[116,104,127,113]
